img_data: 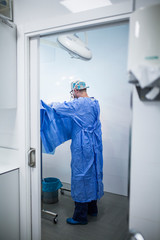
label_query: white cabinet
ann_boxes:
[0,18,17,108]
[0,169,19,240]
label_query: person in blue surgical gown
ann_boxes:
[41,80,104,225]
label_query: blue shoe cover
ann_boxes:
[66,218,88,225]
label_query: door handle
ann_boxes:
[28,148,36,167]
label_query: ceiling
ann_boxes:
[13,0,129,26]
[51,0,128,15]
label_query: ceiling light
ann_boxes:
[60,0,112,13]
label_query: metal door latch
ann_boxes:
[28,148,36,167]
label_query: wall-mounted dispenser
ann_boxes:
[128,3,160,101]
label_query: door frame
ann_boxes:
[17,3,133,240]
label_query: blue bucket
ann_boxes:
[42,178,63,203]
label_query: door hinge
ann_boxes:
[28,148,36,167]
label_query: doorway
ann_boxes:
[39,22,131,239]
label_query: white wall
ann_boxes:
[13,0,70,25]
[129,89,160,240]
[135,0,160,9]
[0,110,18,149]
[0,20,18,150]
[13,0,132,26]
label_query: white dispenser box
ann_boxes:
[128,4,160,90]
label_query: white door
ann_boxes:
[29,36,41,240]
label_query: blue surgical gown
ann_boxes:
[40,97,104,203]
[40,100,73,153]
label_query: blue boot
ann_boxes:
[66,218,88,225]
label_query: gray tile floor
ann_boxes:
[41,190,129,240]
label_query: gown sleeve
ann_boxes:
[40,100,73,153]
[53,100,79,117]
